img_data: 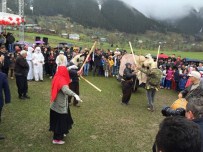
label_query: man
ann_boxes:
[138,62,162,111]
[0,71,11,140]
[185,96,203,151]
[68,64,80,107]
[32,47,44,81]
[178,71,203,101]
[154,116,201,152]
[121,63,135,105]
[0,45,10,76]
[14,50,30,100]
[92,49,102,76]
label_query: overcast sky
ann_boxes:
[120,0,203,20]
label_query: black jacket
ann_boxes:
[193,118,203,152]
[14,55,29,77]
[123,68,134,80]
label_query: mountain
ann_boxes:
[7,0,165,34]
[160,7,203,35]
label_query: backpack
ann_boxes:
[148,68,162,87]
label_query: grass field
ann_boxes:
[0,75,178,152]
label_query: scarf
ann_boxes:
[51,66,71,103]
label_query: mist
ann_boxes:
[119,0,203,20]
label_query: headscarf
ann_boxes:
[51,66,71,103]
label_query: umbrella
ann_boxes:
[35,40,44,44]
[158,54,168,59]
[15,41,31,46]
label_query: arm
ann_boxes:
[61,85,82,102]
[139,68,151,75]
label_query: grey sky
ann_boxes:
[120,0,203,20]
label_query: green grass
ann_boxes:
[0,75,178,152]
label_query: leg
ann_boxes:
[39,65,43,80]
[146,89,153,109]
[15,75,24,98]
[0,107,2,123]
[53,132,64,140]
[73,82,79,106]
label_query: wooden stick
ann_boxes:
[156,45,161,64]
[129,41,137,65]
[79,41,97,73]
[80,76,102,92]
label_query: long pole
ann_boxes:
[80,76,102,92]
[79,41,97,73]
[156,45,161,64]
[129,41,137,65]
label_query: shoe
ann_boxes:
[147,108,154,112]
[23,95,30,99]
[10,77,14,79]
[52,140,65,145]
[0,134,5,140]
[19,96,26,100]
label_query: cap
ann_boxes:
[188,71,201,79]
[125,63,131,66]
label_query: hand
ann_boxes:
[178,93,183,99]
[68,65,78,70]
[74,94,83,102]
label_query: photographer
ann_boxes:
[185,96,203,152]
[178,71,203,101]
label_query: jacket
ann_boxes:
[14,55,29,77]
[193,118,203,152]
[181,79,203,101]
[0,72,11,108]
[51,85,76,114]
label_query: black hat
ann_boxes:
[125,63,131,66]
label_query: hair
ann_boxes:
[155,116,201,152]
[20,50,27,55]
[58,54,65,65]
[186,97,203,119]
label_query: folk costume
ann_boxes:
[121,63,135,105]
[32,47,44,81]
[49,66,81,144]
[139,62,162,111]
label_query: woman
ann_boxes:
[48,49,56,79]
[49,65,82,145]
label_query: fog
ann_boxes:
[120,0,203,20]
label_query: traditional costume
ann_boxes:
[49,66,81,144]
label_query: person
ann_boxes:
[138,62,162,111]
[154,116,201,152]
[68,64,80,107]
[26,47,34,81]
[9,53,15,79]
[0,45,10,76]
[32,47,44,81]
[48,49,56,79]
[14,50,30,100]
[165,67,174,89]
[55,50,68,67]
[178,71,203,101]
[92,49,102,76]
[185,96,203,152]
[121,63,135,105]
[0,71,11,140]
[49,65,82,145]
[83,49,90,76]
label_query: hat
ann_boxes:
[125,63,131,66]
[145,54,151,58]
[1,45,5,48]
[59,50,64,54]
[188,71,201,79]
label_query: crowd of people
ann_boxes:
[0,32,203,150]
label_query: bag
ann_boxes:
[148,69,162,87]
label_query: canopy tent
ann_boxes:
[158,53,169,59]
[0,12,25,26]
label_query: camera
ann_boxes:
[161,106,186,117]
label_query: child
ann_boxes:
[108,56,114,77]
[160,66,166,89]
[103,57,110,78]
[165,67,174,89]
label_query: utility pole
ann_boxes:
[1,0,7,33]
[19,0,24,41]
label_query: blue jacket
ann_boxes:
[0,72,11,108]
